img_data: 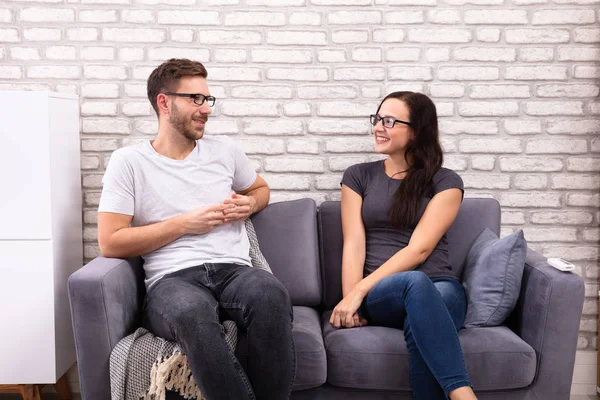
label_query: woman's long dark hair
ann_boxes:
[379,92,444,229]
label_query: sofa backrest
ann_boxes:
[251,198,322,307]
[318,198,501,310]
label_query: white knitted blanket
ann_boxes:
[109,219,271,400]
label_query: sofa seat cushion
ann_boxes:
[291,306,328,390]
[322,311,536,391]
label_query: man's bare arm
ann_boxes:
[223,175,270,221]
[98,203,233,259]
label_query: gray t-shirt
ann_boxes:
[341,160,464,279]
[99,136,257,290]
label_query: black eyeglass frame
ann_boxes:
[164,92,216,107]
[369,114,411,128]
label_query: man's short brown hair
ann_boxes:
[147,58,208,116]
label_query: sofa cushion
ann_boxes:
[292,306,328,390]
[322,311,535,391]
[463,229,527,328]
[251,198,321,307]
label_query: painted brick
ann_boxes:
[471,155,495,171]
[574,28,600,43]
[244,119,303,135]
[19,7,75,22]
[575,66,600,79]
[283,102,311,117]
[458,102,519,117]
[287,139,320,154]
[157,11,219,25]
[459,138,522,153]
[567,157,600,172]
[537,84,599,98]
[373,29,405,43]
[499,157,563,172]
[514,175,548,190]
[262,174,311,190]
[318,49,347,63]
[385,11,424,24]
[439,120,498,135]
[148,48,209,62]
[439,66,499,81]
[352,47,382,62]
[526,139,587,154]
[386,47,420,62]
[523,227,578,242]
[81,46,115,61]
[252,49,312,63]
[547,120,600,135]
[552,175,600,190]
[231,86,292,99]
[454,47,516,62]
[462,174,510,189]
[506,29,570,44]
[438,156,467,172]
[469,84,530,99]
[525,101,583,116]
[221,101,279,117]
[465,10,528,25]
[408,28,472,43]
[267,31,326,45]
[318,101,378,117]
[315,174,344,190]
[82,83,120,98]
[308,119,368,135]
[329,11,381,25]
[289,12,321,26]
[46,46,77,60]
[119,48,144,61]
[235,139,285,155]
[23,28,60,41]
[265,158,324,173]
[215,49,247,63]
[476,28,501,43]
[426,48,450,62]
[430,84,464,98]
[104,28,164,43]
[79,9,117,22]
[559,48,600,61]
[519,48,554,62]
[329,156,367,171]
[428,10,460,24]
[298,86,357,99]
[82,119,130,134]
[500,193,562,208]
[531,211,593,225]
[334,67,385,81]
[389,66,433,81]
[268,68,328,82]
[332,30,369,44]
[27,65,79,79]
[81,102,118,116]
[533,10,595,25]
[11,47,40,61]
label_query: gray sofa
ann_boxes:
[68,198,584,400]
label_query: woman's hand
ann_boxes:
[330,290,368,329]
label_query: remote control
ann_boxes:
[547,258,575,272]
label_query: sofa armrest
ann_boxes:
[68,256,145,400]
[509,248,584,398]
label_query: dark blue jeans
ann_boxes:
[142,263,296,400]
[359,270,471,400]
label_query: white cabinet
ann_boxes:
[0,92,82,384]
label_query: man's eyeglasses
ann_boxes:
[164,92,216,107]
[369,114,411,128]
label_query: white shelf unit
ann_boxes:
[0,91,83,384]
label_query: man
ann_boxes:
[97,58,296,400]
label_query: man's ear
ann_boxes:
[157,93,170,116]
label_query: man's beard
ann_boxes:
[169,102,206,141]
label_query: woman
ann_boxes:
[330,91,477,400]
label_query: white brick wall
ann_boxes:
[1,1,598,393]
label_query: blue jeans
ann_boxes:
[359,270,471,400]
[142,263,296,400]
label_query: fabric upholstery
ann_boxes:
[463,228,527,327]
[251,198,321,307]
[322,311,535,391]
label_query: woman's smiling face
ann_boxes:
[372,98,414,155]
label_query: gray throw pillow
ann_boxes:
[462,228,527,328]
[245,218,272,274]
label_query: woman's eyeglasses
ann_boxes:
[369,114,411,128]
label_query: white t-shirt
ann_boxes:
[98,135,257,290]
